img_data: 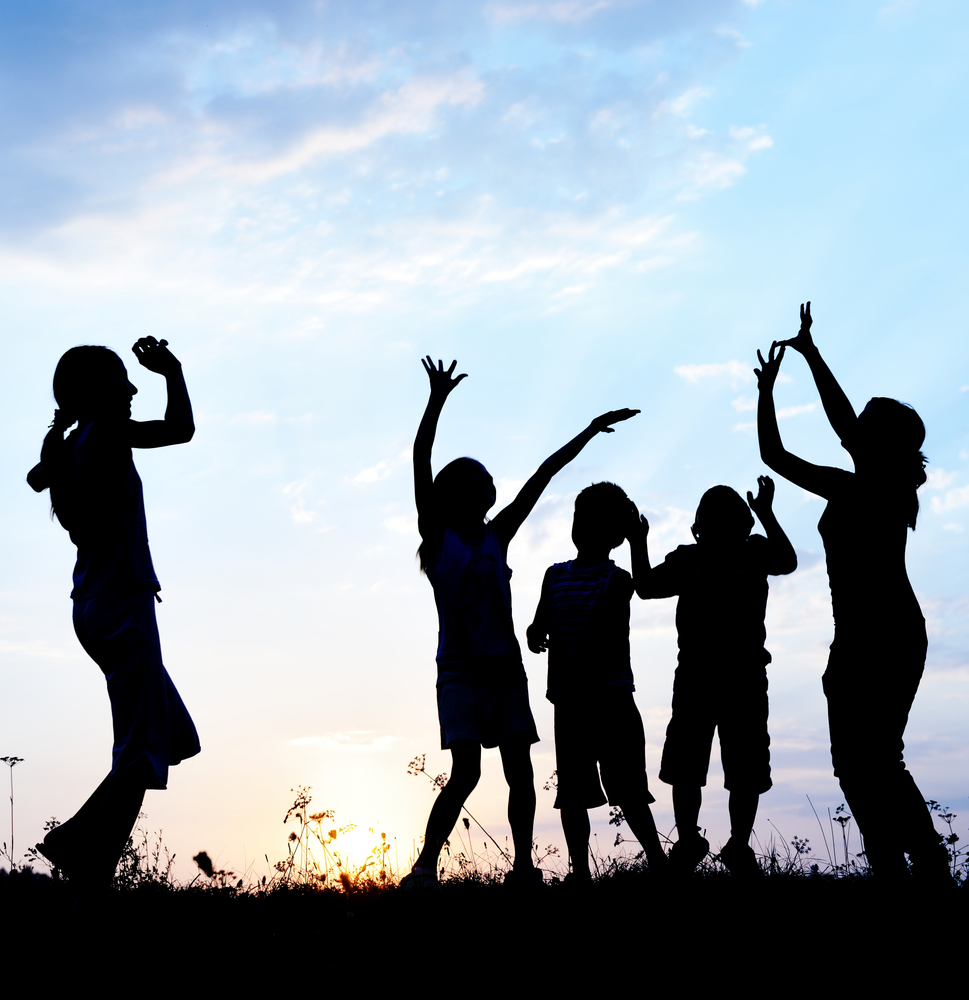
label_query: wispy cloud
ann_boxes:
[487,1,613,26]
[231,72,486,183]
[931,485,969,513]
[925,468,958,491]
[777,402,817,419]
[350,450,410,485]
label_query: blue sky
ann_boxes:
[2,0,968,878]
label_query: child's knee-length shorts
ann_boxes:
[553,690,654,810]
[659,659,772,794]
[73,589,201,789]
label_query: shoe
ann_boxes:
[718,838,762,879]
[560,871,593,892]
[504,865,544,891]
[398,867,440,891]
[668,834,709,875]
[36,825,86,883]
[909,841,954,887]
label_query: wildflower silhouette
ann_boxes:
[0,756,24,870]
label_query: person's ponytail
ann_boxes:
[36,346,122,530]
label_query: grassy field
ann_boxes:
[4,831,967,991]
[3,780,966,988]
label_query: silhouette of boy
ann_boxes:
[636,477,796,877]
[528,483,666,882]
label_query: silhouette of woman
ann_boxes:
[27,338,200,891]
[405,357,638,888]
[755,304,947,879]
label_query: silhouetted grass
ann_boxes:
[4,854,966,991]
[4,779,966,988]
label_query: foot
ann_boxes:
[668,834,709,876]
[718,838,762,879]
[36,824,87,883]
[399,866,440,891]
[504,865,544,891]
[909,842,953,887]
[561,871,593,892]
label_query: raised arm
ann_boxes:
[755,342,846,499]
[490,408,639,548]
[746,476,797,576]
[126,338,195,448]
[631,516,682,600]
[626,504,653,599]
[414,357,466,537]
[779,302,858,446]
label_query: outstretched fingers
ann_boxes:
[421,355,467,394]
[753,343,785,388]
[747,475,775,512]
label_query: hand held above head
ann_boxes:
[132,337,182,376]
[422,356,467,399]
[746,475,775,518]
[754,342,785,392]
[590,408,640,434]
[778,301,816,355]
[625,505,649,542]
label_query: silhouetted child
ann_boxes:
[636,477,796,877]
[405,357,638,889]
[27,338,200,894]
[528,482,666,882]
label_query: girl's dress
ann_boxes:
[68,421,200,789]
[427,526,538,749]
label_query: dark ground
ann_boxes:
[4,866,966,990]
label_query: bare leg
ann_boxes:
[727,789,759,845]
[672,784,702,839]
[620,797,667,867]
[560,806,591,877]
[499,739,536,869]
[413,741,481,872]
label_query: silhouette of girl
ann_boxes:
[27,338,200,891]
[755,304,947,879]
[405,357,638,888]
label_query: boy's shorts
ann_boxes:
[437,656,539,750]
[659,659,771,793]
[552,689,654,810]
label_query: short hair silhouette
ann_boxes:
[574,481,630,550]
[693,485,755,539]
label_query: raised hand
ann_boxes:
[421,357,467,399]
[746,475,775,519]
[590,408,641,434]
[754,342,785,391]
[625,502,649,542]
[779,301,815,355]
[132,337,181,375]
